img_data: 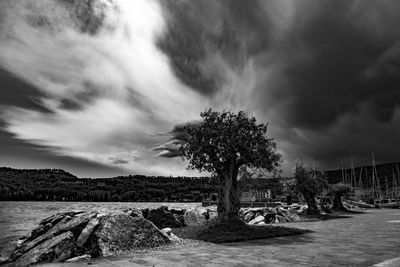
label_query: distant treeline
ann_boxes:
[0,167,283,202]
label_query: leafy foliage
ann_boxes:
[293,163,328,196]
[181,109,281,174]
[331,183,351,195]
[292,161,329,214]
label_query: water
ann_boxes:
[0,201,201,258]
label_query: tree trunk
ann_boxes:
[217,160,240,222]
[303,191,318,214]
[332,193,346,211]
[286,195,292,205]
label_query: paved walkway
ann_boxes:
[45,209,400,267]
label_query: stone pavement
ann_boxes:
[43,209,400,267]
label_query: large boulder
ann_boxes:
[184,208,207,226]
[14,231,76,266]
[280,209,300,222]
[248,215,265,225]
[11,212,96,261]
[264,213,276,224]
[243,211,256,223]
[146,207,182,229]
[123,208,143,218]
[76,217,100,247]
[274,215,287,223]
[94,213,171,257]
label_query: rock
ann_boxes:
[0,256,8,265]
[124,208,143,218]
[274,206,300,223]
[27,223,52,242]
[248,215,265,225]
[14,231,76,266]
[243,212,255,223]
[13,212,96,259]
[65,254,91,262]
[76,218,100,247]
[280,209,300,222]
[184,208,207,226]
[141,208,149,219]
[206,205,217,213]
[255,211,264,217]
[274,215,287,223]
[195,207,209,217]
[170,208,186,216]
[257,221,266,225]
[10,216,70,261]
[58,212,97,236]
[296,205,308,214]
[39,213,66,226]
[39,210,84,226]
[94,213,171,256]
[147,208,182,229]
[170,233,180,242]
[242,208,263,216]
[161,228,172,236]
[208,211,218,222]
[264,213,276,224]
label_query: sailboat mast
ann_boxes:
[392,169,397,199]
[371,154,376,198]
[341,160,344,184]
[358,167,363,189]
[385,176,389,199]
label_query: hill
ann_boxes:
[0,167,282,202]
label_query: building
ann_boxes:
[240,189,271,202]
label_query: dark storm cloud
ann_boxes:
[255,0,400,169]
[264,0,400,129]
[152,125,189,158]
[160,0,400,171]
[158,0,275,96]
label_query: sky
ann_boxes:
[0,0,399,178]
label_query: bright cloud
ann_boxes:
[0,0,207,175]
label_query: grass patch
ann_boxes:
[173,219,310,243]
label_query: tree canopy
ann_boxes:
[181,109,281,175]
[292,161,329,214]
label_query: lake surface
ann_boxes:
[0,201,201,258]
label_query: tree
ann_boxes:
[331,183,351,211]
[293,161,328,214]
[181,109,281,222]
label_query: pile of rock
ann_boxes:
[143,206,217,228]
[289,204,309,214]
[3,210,171,266]
[240,206,301,225]
[2,206,219,266]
